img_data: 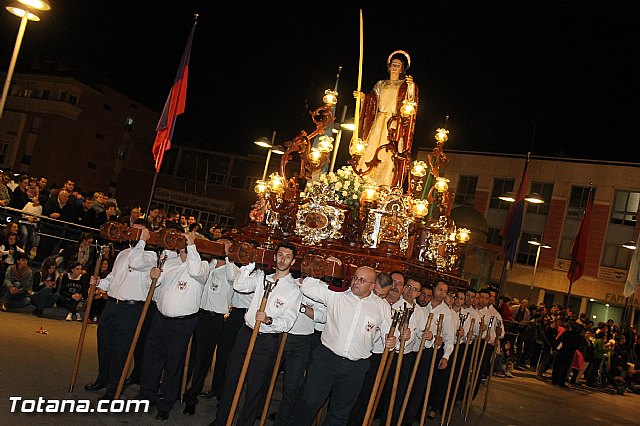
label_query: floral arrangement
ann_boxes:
[301,166,375,211]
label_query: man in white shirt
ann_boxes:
[347,272,394,425]
[182,239,237,416]
[211,242,302,426]
[451,288,480,403]
[137,234,209,420]
[84,220,157,400]
[404,280,455,424]
[294,266,396,426]
[274,274,328,426]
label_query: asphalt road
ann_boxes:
[1,307,639,425]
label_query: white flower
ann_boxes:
[354,180,360,190]
[335,182,343,190]
[330,175,338,183]
[343,180,350,189]
[352,194,358,199]
[300,192,306,198]
[342,191,348,197]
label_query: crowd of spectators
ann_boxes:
[0,169,236,318]
[496,295,640,395]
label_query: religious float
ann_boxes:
[101,50,471,289]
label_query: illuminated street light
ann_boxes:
[622,240,637,250]
[527,238,552,299]
[498,191,516,202]
[0,0,51,118]
[525,192,545,204]
[254,131,283,180]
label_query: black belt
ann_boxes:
[108,296,144,305]
[243,324,281,337]
[198,308,222,316]
[160,312,198,320]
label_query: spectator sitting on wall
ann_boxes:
[1,252,33,312]
[9,174,30,210]
[31,258,59,318]
[19,196,42,257]
[57,261,88,321]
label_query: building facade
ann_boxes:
[418,149,640,324]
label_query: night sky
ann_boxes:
[1,1,637,163]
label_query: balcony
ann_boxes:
[5,96,82,120]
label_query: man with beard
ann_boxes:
[294,267,396,425]
[386,270,405,305]
[210,242,302,426]
[417,283,433,307]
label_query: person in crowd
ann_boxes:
[1,232,25,267]
[91,192,106,213]
[417,283,433,307]
[96,201,119,227]
[552,321,585,387]
[72,194,97,229]
[137,233,208,420]
[37,176,49,206]
[30,258,59,317]
[88,258,111,323]
[1,252,33,311]
[2,221,20,246]
[150,209,166,231]
[9,174,30,210]
[26,177,39,200]
[84,220,157,400]
[494,340,516,378]
[182,239,237,416]
[19,195,42,257]
[35,189,74,261]
[0,170,12,207]
[211,242,302,426]
[292,266,395,426]
[57,262,89,321]
[119,206,142,228]
[179,215,189,232]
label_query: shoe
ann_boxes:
[267,411,277,421]
[75,313,82,321]
[32,308,43,317]
[0,303,7,312]
[427,411,436,420]
[156,410,170,420]
[183,403,196,415]
[505,371,515,378]
[65,313,73,321]
[85,381,106,392]
[92,316,98,323]
[200,389,216,399]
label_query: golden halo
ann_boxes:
[387,50,411,70]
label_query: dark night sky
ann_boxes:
[1,1,638,163]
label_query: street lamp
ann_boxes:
[0,0,51,119]
[621,240,638,325]
[254,131,284,181]
[527,238,552,299]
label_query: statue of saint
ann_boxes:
[354,50,418,187]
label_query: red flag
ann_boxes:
[500,158,529,266]
[567,189,593,281]
[152,21,196,173]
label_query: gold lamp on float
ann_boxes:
[400,99,417,117]
[317,135,334,153]
[361,183,378,202]
[411,160,428,178]
[268,173,285,195]
[434,177,449,192]
[411,199,429,219]
[349,137,367,156]
[322,89,338,107]
[434,127,449,144]
[456,228,471,243]
[254,180,268,195]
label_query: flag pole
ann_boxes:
[144,171,159,219]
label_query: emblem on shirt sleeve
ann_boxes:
[177,281,188,290]
[273,298,285,309]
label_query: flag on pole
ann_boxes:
[567,189,593,281]
[500,157,529,266]
[152,20,197,173]
[623,244,639,298]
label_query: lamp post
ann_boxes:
[0,0,51,119]
[622,240,637,326]
[527,239,551,300]
[254,131,284,181]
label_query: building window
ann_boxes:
[601,243,632,269]
[516,232,543,265]
[21,155,32,165]
[41,90,50,100]
[30,116,42,134]
[487,227,503,246]
[95,133,105,140]
[454,175,478,207]
[527,181,553,215]
[218,215,236,227]
[611,190,639,227]
[208,172,226,186]
[244,176,261,191]
[68,95,78,106]
[567,186,595,218]
[103,103,112,111]
[229,176,240,188]
[59,92,67,102]
[124,117,134,131]
[489,178,514,210]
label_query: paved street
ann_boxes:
[1,308,639,425]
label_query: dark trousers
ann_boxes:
[129,301,157,382]
[347,352,382,426]
[294,344,370,426]
[551,351,573,385]
[96,300,143,396]
[31,287,58,310]
[275,333,312,426]
[209,306,246,397]
[89,297,106,321]
[538,347,555,374]
[405,347,446,424]
[57,296,79,314]
[473,342,494,399]
[183,311,225,405]
[213,325,281,426]
[139,311,198,413]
